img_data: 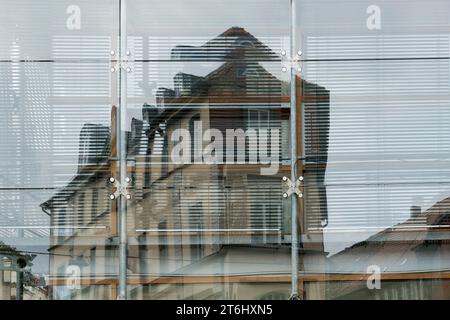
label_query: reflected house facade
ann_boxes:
[40,27,330,299]
[2,0,450,301]
[0,242,46,300]
[322,197,450,300]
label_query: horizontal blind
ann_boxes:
[302,32,450,236]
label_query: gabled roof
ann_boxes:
[171,26,279,61]
[328,196,450,275]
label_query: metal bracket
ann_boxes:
[109,177,131,200]
[121,61,132,73]
[288,293,300,300]
[282,176,303,198]
[110,54,132,74]
[281,51,303,72]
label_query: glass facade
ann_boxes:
[1,0,450,300]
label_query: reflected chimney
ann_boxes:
[410,206,421,219]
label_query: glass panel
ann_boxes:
[4,0,450,301]
[0,62,114,188]
[127,0,290,61]
[297,0,450,299]
[297,0,450,60]
[0,0,119,61]
[0,1,119,300]
[125,0,292,299]
[304,279,450,300]
[129,282,290,300]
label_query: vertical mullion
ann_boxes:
[289,0,300,300]
[117,0,128,300]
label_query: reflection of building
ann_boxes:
[0,242,46,300]
[40,27,330,300]
[77,124,110,172]
[321,197,450,299]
